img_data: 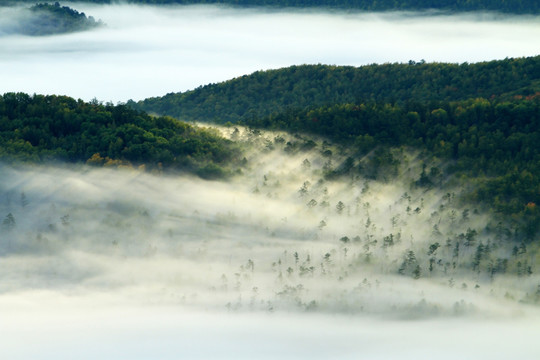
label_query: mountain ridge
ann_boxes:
[129,56,540,123]
[9,0,538,14]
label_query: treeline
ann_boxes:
[245,96,540,240]
[0,93,240,178]
[130,56,540,124]
[45,0,540,14]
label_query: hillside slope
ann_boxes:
[131,57,540,239]
[130,56,540,124]
[0,93,240,178]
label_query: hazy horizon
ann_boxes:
[0,3,539,102]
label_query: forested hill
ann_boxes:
[38,0,540,14]
[2,3,104,36]
[130,56,540,124]
[248,96,540,236]
[130,56,540,239]
[0,93,240,178]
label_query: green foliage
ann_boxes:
[131,56,540,124]
[132,57,540,237]
[0,93,240,177]
[243,96,540,236]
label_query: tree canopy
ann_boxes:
[130,56,540,124]
[0,93,240,178]
[244,96,540,238]
[130,56,540,239]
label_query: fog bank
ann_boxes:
[2,301,540,359]
[0,4,539,102]
[0,127,539,357]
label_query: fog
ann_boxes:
[0,3,539,102]
[0,128,539,358]
[1,3,540,357]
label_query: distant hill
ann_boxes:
[2,2,103,36]
[51,0,540,14]
[130,56,540,124]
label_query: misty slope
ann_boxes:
[1,127,539,359]
[2,131,540,359]
[132,57,540,239]
[131,56,540,123]
[245,97,540,237]
[0,93,240,178]
[0,127,538,318]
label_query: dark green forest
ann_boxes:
[131,56,540,123]
[131,56,540,239]
[17,0,540,14]
[0,93,240,178]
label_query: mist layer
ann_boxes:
[1,127,539,358]
[0,4,539,102]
